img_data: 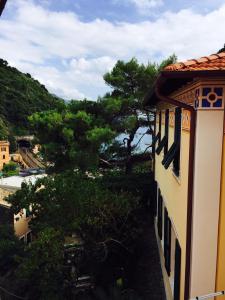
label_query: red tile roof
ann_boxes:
[164,52,225,71]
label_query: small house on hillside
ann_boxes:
[145,52,225,300]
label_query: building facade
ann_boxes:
[0,140,10,170]
[0,185,31,242]
[0,175,45,242]
[145,52,225,300]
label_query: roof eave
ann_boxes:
[162,69,225,78]
[144,69,225,107]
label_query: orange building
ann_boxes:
[145,52,225,300]
[0,141,10,170]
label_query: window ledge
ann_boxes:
[172,169,181,185]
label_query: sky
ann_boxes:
[0,0,225,100]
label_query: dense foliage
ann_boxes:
[218,44,225,53]
[29,56,176,174]
[17,227,64,299]
[0,58,64,138]
[0,56,170,298]
[4,171,148,298]
[7,172,140,243]
[29,109,115,172]
[2,161,19,177]
[0,224,23,275]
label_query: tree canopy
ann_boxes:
[0,55,175,298]
[29,55,176,174]
[5,171,144,298]
[7,172,140,244]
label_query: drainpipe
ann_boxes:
[155,80,197,300]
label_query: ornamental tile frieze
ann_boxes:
[194,86,224,110]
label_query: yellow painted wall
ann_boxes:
[14,210,30,238]
[155,108,191,300]
[0,141,10,170]
[0,187,30,239]
[216,133,225,299]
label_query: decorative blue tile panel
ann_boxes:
[214,88,223,97]
[213,99,223,108]
[198,87,224,109]
[202,99,211,107]
[203,88,211,96]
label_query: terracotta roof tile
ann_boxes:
[164,52,225,71]
[218,52,225,58]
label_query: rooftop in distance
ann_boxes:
[0,174,46,190]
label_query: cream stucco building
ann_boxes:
[145,52,225,300]
[0,175,46,242]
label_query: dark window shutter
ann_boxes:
[168,219,171,272]
[162,108,181,173]
[164,109,169,156]
[152,110,161,149]
[159,111,162,143]
[162,142,179,168]
[157,192,163,240]
[173,108,182,176]
[156,110,169,155]
[152,132,160,147]
[152,180,158,217]
[163,208,168,254]
[164,208,171,276]
[156,135,167,155]
[174,239,181,300]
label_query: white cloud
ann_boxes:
[15,57,116,100]
[0,0,225,99]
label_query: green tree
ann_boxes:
[0,58,64,135]
[6,172,141,297]
[29,109,115,172]
[218,44,225,53]
[0,118,8,140]
[2,161,19,177]
[33,56,176,174]
[0,224,23,275]
[7,172,139,244]
[17,228,64,300]
[101,56,177,173]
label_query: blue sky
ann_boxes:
[0,0,225,100]
[36,0,225,22]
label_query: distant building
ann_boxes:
[145,52,225,300]
[0,141,10,170]
[0,174,46,242]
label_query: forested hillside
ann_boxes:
[0,58,64,138]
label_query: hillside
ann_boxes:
[0,58,64,138]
